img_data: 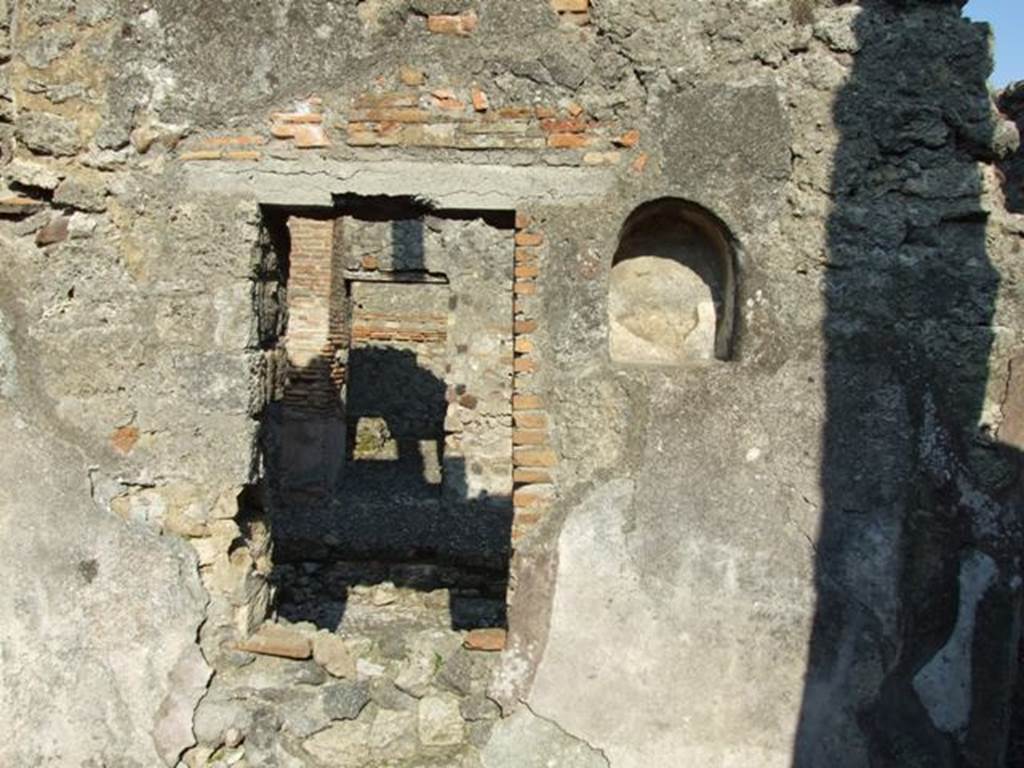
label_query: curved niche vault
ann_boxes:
[608,198,737,366]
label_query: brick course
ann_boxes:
[510,212,557,542]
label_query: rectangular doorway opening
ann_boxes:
[256,198,516,633]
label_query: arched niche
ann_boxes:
[608,198,738,365]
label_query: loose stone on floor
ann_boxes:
[183,579,505,767]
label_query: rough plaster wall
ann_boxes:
[0,0,1022,766]
[0,233,213,766]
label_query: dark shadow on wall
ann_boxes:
[997,82,1024,213]
[793,3,1022,767]
[255,203,512,634]
[260,349,512,633]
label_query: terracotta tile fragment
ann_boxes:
[472,87,489,112]
[464,628,506,651]
[614,128,641,147]
[110,425,139,454]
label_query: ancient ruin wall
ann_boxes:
[0,1,1022,766]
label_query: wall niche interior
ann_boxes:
[608,198,738,366]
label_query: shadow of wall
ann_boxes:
[794,2,1023,766]
[998,82,1024,213]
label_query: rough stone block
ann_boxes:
[399,66,425,86]
[34,214,69,246]
[369,709,417,759]
[16,111,81,156]
[322,680,371,720]
[418,694,465,745]
[237,624,312,660]
[313,633,357,678]
[303,721,371,767]
[5,158,63,190]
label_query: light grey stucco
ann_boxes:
[0,403,209,766]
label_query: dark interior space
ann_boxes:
[254,199,514,634]
[793,5,1023,768]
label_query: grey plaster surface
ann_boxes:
[185,159,616,209]
[0,400,209,766]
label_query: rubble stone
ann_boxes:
[16,111,81,156]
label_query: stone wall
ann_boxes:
[999,80,1024,212]
[1,1,1022,766]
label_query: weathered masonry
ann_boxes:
[1,2,1023,768]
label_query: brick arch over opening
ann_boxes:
[610,198,738,364]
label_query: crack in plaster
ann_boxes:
[521,699,612,767]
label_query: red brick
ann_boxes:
[355,92,420,108]
[435,97,466,111]
[515,211,531,229]
[515,232,544,246]
[552,0,588,10]
[514,357,537,373]
[179,149,222,161]
[513,429,547,445]
[427,11,478,35]
[271,112,324,124]
[547,132,591,149]
[350,108,430,123]
[223,150,260,161]
[513,281,537,295]
[514,484,555,507]
[514,411,547,429]
[472,87,489,112]
[496,106,535,119]
[201,134,265,146]
[111,425,139,455]
[540,118,589,133]
[464,628,506,652]
[514,448,557,468]
[514,337,534,354]
[514,319,538,334]
[513,467,552,484]
[535,106,557,119]
[613,129,641,148]
[631,152,650,173]
[514,264,540,279]
[293,124,330,148]
[513,394,543,409]
[0,196,44,216]
[515,247,538,264]
[237,624,312,660]
[567,102,584,117]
